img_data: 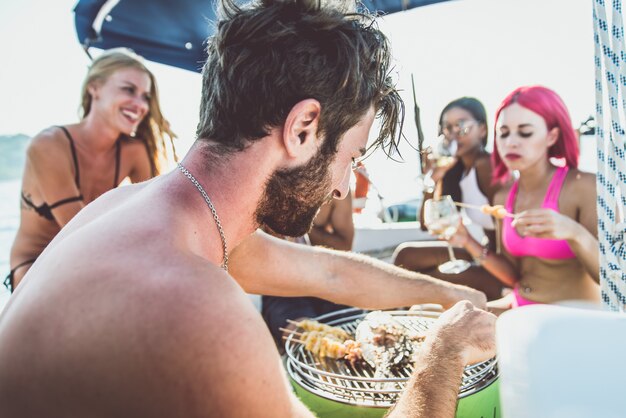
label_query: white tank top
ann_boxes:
[459,167,495,231]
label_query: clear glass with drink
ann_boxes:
[423,195,471,274]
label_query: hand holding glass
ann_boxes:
[423,196,471,274]
[422,136,457,193]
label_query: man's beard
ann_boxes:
[255,148,334,237]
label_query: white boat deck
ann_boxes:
[352,220,433,261]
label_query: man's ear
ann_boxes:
[547,127,560,147]
[282,99,321,161]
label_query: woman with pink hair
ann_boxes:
[449,85,600,309]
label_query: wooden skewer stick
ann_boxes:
[286,319,302,326]
[453,201,516,218]
[282,336,305,344]
[279,327,302,336]
[454,201,485,210]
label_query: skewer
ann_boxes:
[453,201,482,210]
[285,319,351,340]
[453,201,515,218]
[279,327,302,336]
[282,336,305,344]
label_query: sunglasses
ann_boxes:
[441,120,477,137]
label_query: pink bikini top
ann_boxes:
[503,166,576,259]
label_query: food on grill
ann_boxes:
[287,314,426,374]
[285,319,362,361]
[300,331,345,358]
[285,308,500,410]
[343,340,363,367]
[296,331,364,363]
[355,311,426,374]
[352,311,427,390]
[293,319,350,340]
[480,204,510,219]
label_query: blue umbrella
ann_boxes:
[74,0,452,72]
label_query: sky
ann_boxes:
[0,0,595,203]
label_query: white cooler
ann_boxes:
[496,304,626,418]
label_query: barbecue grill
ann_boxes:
[285,308,500,418]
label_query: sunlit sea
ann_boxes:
[0,139,598,313]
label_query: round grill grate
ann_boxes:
[285,307,498,408]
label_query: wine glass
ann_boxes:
[423,195,471,274]
[421,135,458,194]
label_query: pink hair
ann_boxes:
[491,85,579,184]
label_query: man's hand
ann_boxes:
[429,300,496,365]
[444,285,487,311]
[386,300,496,417]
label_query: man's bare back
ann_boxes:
[0,177,308,417]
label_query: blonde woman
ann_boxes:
[6,48,176,291]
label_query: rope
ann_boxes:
[593,0,626,311]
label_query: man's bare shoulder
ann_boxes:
[131,261,309,417]
[50,181,152,246]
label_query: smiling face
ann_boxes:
[256,107,374,237]
[495,103,558,172]
[440,107,487,158]
[89,67,151,136]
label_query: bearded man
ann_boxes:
[0,0,495,416]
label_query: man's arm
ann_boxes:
[230,230,487,309]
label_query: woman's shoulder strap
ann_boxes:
[56,126,80,188]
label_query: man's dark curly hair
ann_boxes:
[196,0,404,157]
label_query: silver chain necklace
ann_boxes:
[177,163,228,271]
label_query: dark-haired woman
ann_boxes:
[393,97,504,300]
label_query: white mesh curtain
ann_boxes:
[593,0,626,312]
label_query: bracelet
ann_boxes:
[472,245,490,266]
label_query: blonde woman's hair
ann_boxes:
[80,48,177,175]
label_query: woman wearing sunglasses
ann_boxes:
[393,97,504,300]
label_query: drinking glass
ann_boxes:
[421,135,457,194]
[423,195,471,274]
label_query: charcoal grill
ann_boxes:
[285,307,500,418]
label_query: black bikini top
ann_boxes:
[21,126,121,221]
